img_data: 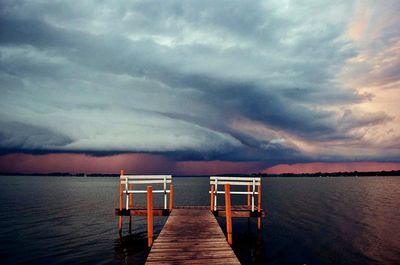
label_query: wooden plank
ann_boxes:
[213,205,265,217]
[146,258,240,265]
[115,208,170,216]
[215,210,265,218]
[152,244,231,252]
[145,209,240,265]
[153,242,230,246]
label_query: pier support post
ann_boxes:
[225,184,232,245]
[147,186,153,247]
[118,169,124,234]
[257,183,261,230]
[129,183,133,208]
[129,183,133,233]
[247,184,251,207]
[169,184,174,211]
[210,185,215,211]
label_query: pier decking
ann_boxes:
[145,208,240,265]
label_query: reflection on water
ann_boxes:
[230,223,264,264]
[0,176,399,264]
[349,178,400,264]
[114,233,149,265]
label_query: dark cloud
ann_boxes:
[339,110,393,131]
[0,121,72,151]
[0,0,399,163]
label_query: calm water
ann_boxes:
[0,176,399,265]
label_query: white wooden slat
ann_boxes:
[120,175,171,180]
[210,181,260,186]
[209,191,258,195]
[210,176,260,181]
[121,179,172,183]
[121,179,171,184]
[123,190,170,194]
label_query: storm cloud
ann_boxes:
[0,0,399,165]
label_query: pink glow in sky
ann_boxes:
[0,153,262,175]
[1,153,399,175]
[265,162,400,174]
[0,153,172,174]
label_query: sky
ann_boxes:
[0,0,399,174]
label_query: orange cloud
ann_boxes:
[347,1,371,41]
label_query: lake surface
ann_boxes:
[0,176,399,265]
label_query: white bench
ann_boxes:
[120,174,172,210]
[210,176,261,212]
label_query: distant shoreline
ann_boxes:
[1,170,399,177]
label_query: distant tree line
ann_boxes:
[258,170,400,177]
[1,170,399,177]
[0,172,118,177]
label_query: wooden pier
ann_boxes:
[115,172,264,264]
[145,208,240,265]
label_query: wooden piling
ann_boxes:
[247,184,251,207]
[129,183,133,208]
[119,169,124,231]
[210,185,215,211]
[169,184,174,211]
[129,182,133,232]
[147,186,153,247]
[257,183,261,230]
[225,184,232,245]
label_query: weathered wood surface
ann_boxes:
[116,205,264,217]
[175,205,264,217]
[145,209,241,265]
[214,205,264,218]
[115,208,171,216]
